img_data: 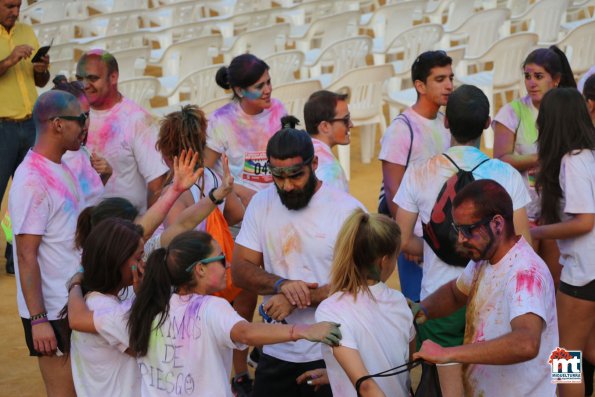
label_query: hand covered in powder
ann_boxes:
[294,322,342,347]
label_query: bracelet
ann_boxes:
[31,317,49,326]
[208,188,224,205]
[30,311,47,321]
[273,278,287,294]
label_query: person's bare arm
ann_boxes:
[230,320,341,347]
[231,244,318,308]
[0,45,34,77]
[531,213,594,241]
[67,284,97,333]
[223,191,245,226]
[332,346,386,397]
[420,279,467,321]
[146,173,167,209]
[381,160,406,218]
[512,207,532,245]
[15,234,57,356]
[493,122,538,172]
[395,207,423,257]
[414,313,544,365]
[138,150,202,239]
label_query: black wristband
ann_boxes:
[208,188,224,205]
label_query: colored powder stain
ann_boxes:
[281,225,301,256]
[515,268,541,295]
[29,152,79,213]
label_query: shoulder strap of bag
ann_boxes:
[443,153,490,173]
[396,114,415,167]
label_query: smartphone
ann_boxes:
[31,38,53,63]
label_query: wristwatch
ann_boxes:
[208,188,224,205]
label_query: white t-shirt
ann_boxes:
[492,95,540,220]
[9,150,88,319]
[87,97,168,212]
[189,168,224,232]
[379,107,451,236]
[206,99,286,192]
[71,293,139,397]
[236,184,364,362]
[315,283,415,397]
[96,294,247,397]
[312,138,348,192]
[62,147,104,206]
[557,149,595,286]
[395,146,531,299]
[456,237,558,397]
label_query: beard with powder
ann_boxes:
[276,169,318,210]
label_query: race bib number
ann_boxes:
[242,151,272,183]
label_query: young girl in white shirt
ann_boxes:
[68,230,341,397]
[531,87,595,397]
[315,209,415,397]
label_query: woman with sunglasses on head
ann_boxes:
[68,230,341,397]
[530,88,595,397]
[314,209,415,397]
[67,217,144,397]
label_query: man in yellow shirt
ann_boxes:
[0,0,49,274]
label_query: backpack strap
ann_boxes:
[395,114,414,167]
[443,153,490,173]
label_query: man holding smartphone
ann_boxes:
[0,0,50,274]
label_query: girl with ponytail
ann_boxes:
[315,209,415,397]
[68,231,341,397]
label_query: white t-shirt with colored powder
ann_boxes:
[206,99,286,192]
[315,283,415,397]
[9,150,87,319]
[557,149,595,287]
[379,107,451,236]
[87,97,169,212]
[71,293,139,397]
[62,147,104,206]
[236,183,364,363]
[492,95,541,220]
[312,138,348,192]
[95,294,247,397]
[395,146,531,299]
[456,237,558,397]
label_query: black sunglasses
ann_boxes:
[451,217,493,239]
[50,112,89,127]
[327,114,351,127]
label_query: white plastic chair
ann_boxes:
[149,36,222,94]
[110,47,151,80]
[327,64,394,177]
[305,36,372,88]
[72,31,147,53]
[278,0,339,27]
[456,32,539,148]
[118,77,160,110]
[443,8,511,59]
[204,0,272,17]
[511,0,569,44]
[143,20,218,56]
[163,65,224,107]
[264,50,305,85]
[221,23,290,64]
[555,19,595,77]
[273,79,323,128]
[424,0,476,32]
[362,1,427,64]
[145,1,205,28]
[21,0,87,24]
[79,9,145,38]
[32,20,76,45]
[290,11,361,56]
[214,8,284,44]
[200,97,231,117]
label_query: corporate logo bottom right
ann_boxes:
[549,347,582,384]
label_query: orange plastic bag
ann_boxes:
[206,207,242,303]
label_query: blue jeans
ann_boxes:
[397,252,422,302]
[0,118,36,203]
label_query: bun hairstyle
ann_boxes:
[280,115,301,130]
[523,45,576,88]
[267,115,314,161]
[215,54,270,100]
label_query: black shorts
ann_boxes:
[559,279,595,302]
[21,317,69,357]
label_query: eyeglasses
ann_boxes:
[50,112,89,128]
[185,254,226,273]
[327,114,351,127]
[451,217,493,239]
[267,155,314,179]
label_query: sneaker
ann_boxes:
[231,374,253,397]
[247,347,260,369]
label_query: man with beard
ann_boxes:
[395,85,532,396]
[232,118,364,397]
[412,179,558,397]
